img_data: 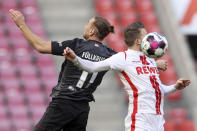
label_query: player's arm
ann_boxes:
[156,60,167,71]
[9,9,51,54]
[162,79,190,94]
[74,56,111,73]
[63,47,125,73]
[63,47,111,72]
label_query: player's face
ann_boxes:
[139,28,147,40]
[138,28,147,51]
[83,18,95,40]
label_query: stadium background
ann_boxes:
[0,0,197,131]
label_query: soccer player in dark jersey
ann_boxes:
[9,9,167,131]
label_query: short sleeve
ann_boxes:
[108,52,126,71]
[51,38,79,56]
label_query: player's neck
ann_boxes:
[88,37,102,43]
[128,45,141,52]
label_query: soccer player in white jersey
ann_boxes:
[63,22,191,131]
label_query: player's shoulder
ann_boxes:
[112,51,128,60]
[72,38,85,43]
[105,46,117,55]
[59,38,84,44]
[68,38,87,48]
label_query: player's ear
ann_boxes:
[135,39,140,45]
[89,28,97,36]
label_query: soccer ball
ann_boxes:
[141,32,168,58]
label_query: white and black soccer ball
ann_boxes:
[141,32,168,58]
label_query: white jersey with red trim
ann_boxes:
[74,49,176,115]
[113,49,164,114]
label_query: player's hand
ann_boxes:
[63,47,76,62]
[175,79,191,90]
[9,9,25,28]
[156,60,167,71]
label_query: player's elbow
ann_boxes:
[35,42,51,54]
[88,69,95,73]
[36,46,46,54]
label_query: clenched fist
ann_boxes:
[156,60,168,71]
[63,47,76,62]
[175,79,191,90]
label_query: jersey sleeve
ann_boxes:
[73,52,126,73]
[51,38,79,56]
[160,83,177,94]
[74,56,111,73]
[108,52,126,71]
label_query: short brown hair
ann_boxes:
[93,16,114,40]
[124,22,145,47]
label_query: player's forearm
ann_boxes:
[163,84,177,94]
[73,56,110,73]
[19,24,50,53]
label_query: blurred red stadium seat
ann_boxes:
[20,0,37,8]
[164,121,176,131]
[0,38,9,49]
[28,24,45,35]
[99,12,118,26]
[14,51,33,65]
[10,38,30,50]
[178,120,196,131]
[24,10,42,24]
[167,91,182,101]
[0,26,6,37]
[5,23,23,37]
[106,34,126,52]
[17,66,38,80]
[0,50,12,66]
[9,106,28,119]
[41,77,57,95]
[0,65,17,80]
[3,12,16,26]
[35,54,54,67]
[0,119,12,131]
[26,92,46,106]
[15,126,32,131]
[167,108,187,122]
[146,24,161,33]
[22,79,42,93]
[95,0,114,13]
[136,0,153,12]
[0,94,5,106]
[39,66,57,79]
[115,0,135,13]
[5,89,26,108]
[0,106,8,120]
[0,12,6,23]
[3,79,21,91]
[30,105,46,123]
[0,0,17,12]
[119,12,138,28]
[7,95,26,107]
